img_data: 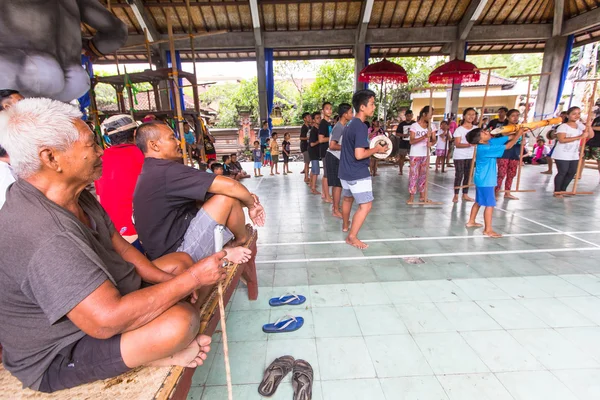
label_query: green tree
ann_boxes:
[301,59,354,115]
[199,79,259,128]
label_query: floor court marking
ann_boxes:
[258,230,600,247]
[255,246,600,264]
[428,181,600,248]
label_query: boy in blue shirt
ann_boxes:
[252,140,263,177]
[339,90,388,249]
[465,127,524,237]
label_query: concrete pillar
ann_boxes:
[354,44,366,92]
[256,46,268,123]
[448,40,466,119]
[535,36,569,120]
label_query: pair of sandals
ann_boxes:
[262,294,307,333]
[259,356,313,400]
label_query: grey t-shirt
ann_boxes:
[327,122,345,159]
[0,180,142,390]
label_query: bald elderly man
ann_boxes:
[133,122,265,264]
[0,98,224,392]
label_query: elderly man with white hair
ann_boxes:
[0,98,226,393]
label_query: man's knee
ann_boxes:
[162,303,200,344]
[359,202,373,212]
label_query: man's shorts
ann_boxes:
[310,159,320,175]
[398,148,409,157]
[39,335,129,393]
[177,208,234,262]
[475,186,496,207]
[272,155,279,164]
[325,152,342,187]
[585,146,600,161]
[254,161,262,169]
[302,151,309,162]
[341,177,374,204]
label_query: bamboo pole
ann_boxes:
[144,28,153,71]
[186,0,206,162]
[407,87,443,205]
[167,9,188,165]
[557,78,598,196]
[118,30,228,51]
[123,65,136,120]
[455,66,506,190]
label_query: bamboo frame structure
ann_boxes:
[498,72,552,195]
[455,66,507,190]
[556,77,599,196]
[407,87,443,205]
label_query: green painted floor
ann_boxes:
[188,161,600,400]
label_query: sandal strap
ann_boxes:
[278,293,300,304]
[274,315,297,330]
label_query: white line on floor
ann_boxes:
[258,230,600,247]
[255,246,600,264]
[428,181,600,249]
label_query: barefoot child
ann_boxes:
[282,132,292,175]
[435,120,449,172]
[339,90,388,249]
[465,127,524,237]
[263,138,272,167]
[252,140,263,177]
[308,112,322,195]
[270,132,280,175]
[407,106,437,204]
[326,102,353,219]
[453,108,477,203]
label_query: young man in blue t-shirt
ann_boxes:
[465,127,523,238]
[339,90,388,249]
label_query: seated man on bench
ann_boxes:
[133,122,265,263]
[0,99,226,393]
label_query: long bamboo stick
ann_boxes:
[167,9,188,165]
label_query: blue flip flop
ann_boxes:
[262,315,305,333]
[269,294,306,307]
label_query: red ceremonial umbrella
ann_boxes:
[428,59,480,85]
[358,59,408,122]
[358,59,409,84]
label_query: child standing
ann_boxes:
[407,106,437,204]
[270,132,280,175]
[282,132,292,175]
[263,138,272,167]
[453,108,477,203]
[465,127,523,237]
[252,140,263,177]
[435,120,449,172]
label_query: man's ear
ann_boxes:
[39,147,62,172]
[148,139,160,153]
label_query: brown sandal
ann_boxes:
[258,355,295,397]
[292,359,313,400]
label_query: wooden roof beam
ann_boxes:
[249,0,263,46]
[357,0,375,44]
[128,0,160,43]
[562,6,600,35]
[553,0,564,37]
[458,0,490,40]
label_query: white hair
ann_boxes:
[0,98,82,178]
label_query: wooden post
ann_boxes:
[557,77,599,196]
[123,65,136,120]
[144,28,153,71]
[167,9,188,165]
[186,0,205,161]
[152,82,161,111]
[455,66,506,190]
[407,87,443,206]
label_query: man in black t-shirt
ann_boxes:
[585,114,600,180]
[134,122,266,263]
[300,112,312,182]
[308,112,322,195]
[318,102,334,202]
[395,110,414,175]
[486,107,509,132]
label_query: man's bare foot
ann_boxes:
[332,210,343,219]
[466,222,483,228]
[452,195,459,203]
[407,196,415,204]
[504,194,519,200]
[311,189,321,195]
[323,197,333,204]
[149,334,211,368]
[483,230,502,238]
[276,172,280,175]
[541,171,552,175]
[398,171,403,176]
[346,235,369,249]
[288,171,293,173]
[373,173,379,176]
[270,173,274,176]
[554,193,564,198]
[463,195,475,202]
[225,246,252,264]
[342,221,351,232]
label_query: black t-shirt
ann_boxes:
[319,119,333,158]
[587,117,600,147]
[487,118,508,131]
[203,135,216,155]
[308,126,320,161]
[133,157,216,260]
[282,140,291,155]
[396,121,414,149]
[300,124,309,152]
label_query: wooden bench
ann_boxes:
[0,230,259,400]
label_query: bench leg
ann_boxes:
[242,239,258,300]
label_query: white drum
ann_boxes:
[369,135,393,159]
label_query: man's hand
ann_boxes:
[249,203,266,227]
[376,143,389,154]
[188,251,228,287]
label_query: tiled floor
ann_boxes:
[188,162,600,400]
